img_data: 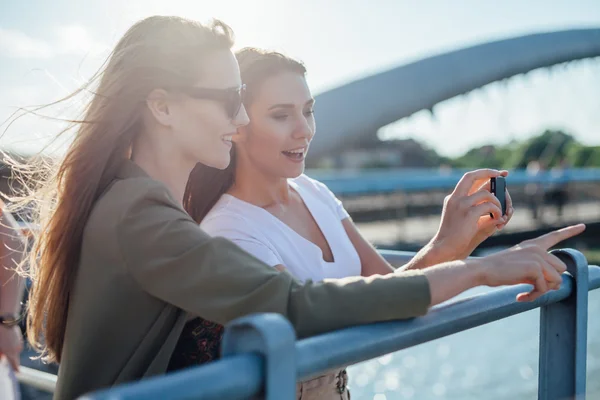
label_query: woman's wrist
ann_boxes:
[464,258,487,286]
[422,258,486,306]
[399,240,453,271]
[421,238,459,266]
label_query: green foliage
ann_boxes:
[451,129,599,169]
[452,145,513,169]
[567,144,600,167]
[318,129,599,170]
[510,129,575,168]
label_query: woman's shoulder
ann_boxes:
[106,176,176,214]
[292,174,349,220]
[292,174,338,203]
[79,176,179,268]
[291,174,329,192]
[84,175,180,242]
[201,196,261,235]
[203,195,245,222]
[104,160,177,208]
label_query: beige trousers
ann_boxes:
[296,369,350,400]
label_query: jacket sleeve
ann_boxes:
[118,182,431,338]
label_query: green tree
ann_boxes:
[508,129,575,168]
[567,144,600,167]
[452,145,515,169]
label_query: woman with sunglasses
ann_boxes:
[184,48,585,399]
[17,16,584,399]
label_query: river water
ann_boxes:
[348,287,600,399]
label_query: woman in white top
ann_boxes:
[183,48,580,398]
[202,173,361,283]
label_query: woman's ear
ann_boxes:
[146,89,173,127]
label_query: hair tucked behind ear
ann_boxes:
[184,47,306,222]
[6,15,234,363]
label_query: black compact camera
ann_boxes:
[491,176,507,217]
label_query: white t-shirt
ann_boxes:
[200,174,362,283]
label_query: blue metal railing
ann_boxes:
[307,167,600,195]
[83,249,600,400]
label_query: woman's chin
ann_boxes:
[285,165,305,178]
[202,155,231,171]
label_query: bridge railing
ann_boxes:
[308,167,600,195]
[80,248,600,400]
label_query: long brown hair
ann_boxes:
[184,47,306,222]
[9,16,235,363]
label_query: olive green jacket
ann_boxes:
[55,160,430,399]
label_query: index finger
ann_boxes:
[471,170,510,195]
[455,169,506,197]
[529,224,586,250]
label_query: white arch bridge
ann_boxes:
[309,28,600,161]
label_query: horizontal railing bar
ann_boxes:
[296,265,600,380]
[15,366,57,393]
[82,354,264,400]
[310,169,600,195]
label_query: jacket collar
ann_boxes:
[115,159,150,180]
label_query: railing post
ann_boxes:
[539,249,589,400]
[221,313,296,400]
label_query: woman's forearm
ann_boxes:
[421,259,483,306]
[397,240,453,271]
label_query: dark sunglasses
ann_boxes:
[178,84,246,119]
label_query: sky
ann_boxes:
[0,0,599,157]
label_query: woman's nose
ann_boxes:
[293,118,314,140]
[232,105,250,128]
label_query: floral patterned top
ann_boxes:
[167,317,224,371]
